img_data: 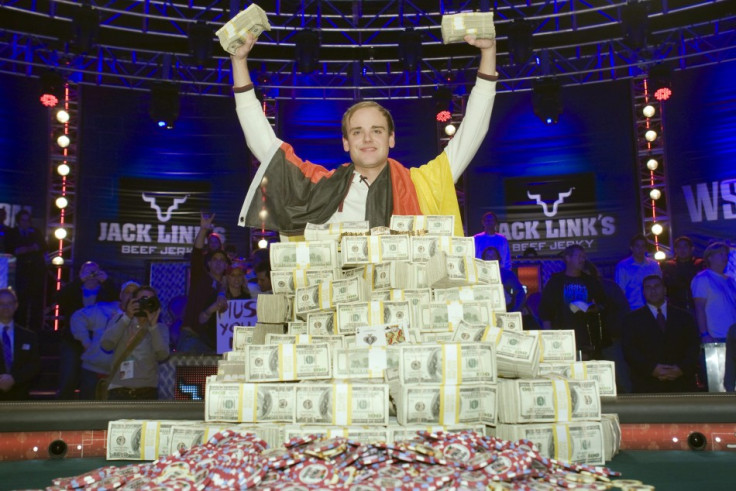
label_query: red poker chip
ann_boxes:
[285,434,323,449]
[285,460,341,487]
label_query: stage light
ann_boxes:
[258,238,268,249]
[258,209,268,221]
[445,124,456,136]
[533,78,562,125]
[57,134,71,148]
[56,109,70,123]
[189,21,213,66]
[54,228,68,240]
[39,71,64,108]
[57,163,71,176]
[295,29,320,73]
[508,19,534,64]
[642,105,655,118]
[70,5,100,53]
[621,0,649,49]
[645,130,657,142]
[651,223,663,235]
[52,256,65,266]
[646,158,658,170]
[398,28,422,72]
[149,82,179,129]
[55,197,68,209]
[648,63,673,101]
[654,250,666,261]
[436,111,451,123]
[649,189,661,200]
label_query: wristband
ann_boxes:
[477,72,499,81]
[233,83,254,93]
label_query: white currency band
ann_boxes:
[335,383,349,426]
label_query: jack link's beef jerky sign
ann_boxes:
[96,178,221,258]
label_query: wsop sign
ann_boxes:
[96,178,222,258]
[500,173,621,257]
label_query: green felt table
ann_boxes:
[1,450,735,490]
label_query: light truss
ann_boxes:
[0,1,734,100]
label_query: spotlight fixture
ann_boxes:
[188,21,213,66]
[645,130,657,142]
[55,197,69,209]
[149,82,180,129]
[294,29,320,73]
[508,19,534,64]
[621,0,649,49]
[532,78,562,125]
[54,227,68,240]
[433,87,453,122]
[57,163,71,176]
[654,250,666,261]
[648,63,673,101]
[258,238,268,249]
[649,189,662,200]
[651,223,663,235]
[646,158,658,170]
[56,109,70,123]
[444,124,456,136]
[642,105,655,118]
[57,134,71,148]
[39,71,64,108]
[398,28,422,72]
[52,256,65,266]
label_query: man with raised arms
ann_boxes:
[231,32,497,237]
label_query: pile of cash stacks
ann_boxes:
[107,216,621,467]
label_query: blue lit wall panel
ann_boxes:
[664,60,736,252]
[465,80,640,262]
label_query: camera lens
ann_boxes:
[687,432,707,451]
[48,440,68,459]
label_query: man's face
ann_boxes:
[482,215,497,232]
[79,262,101,282]
[342,107,395,173]
[208,235,222,252]
[642,278,666,306]
[631,240,647,261]
[119,284,139,310]
[674,240,693,261]
[257,271,272,293]
[565,249,587,272]
[209,253,228,276]
[0,293,18,324]
[17,213,31,230]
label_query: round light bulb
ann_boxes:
[57,163,71,176]
[57,134,70,148]
[258,238,268,249]
[649,189,662,200]
[56,110,70,123]
[54,227,68,240]
[258,209,268,221]
[642,105,655,118]
[55,197,68,209]
[654,250,666,261]
[51,256,65,266]
[651,223,663,235]
[646,159,658,171]
[645,130,657,142]
[444,124,456,136]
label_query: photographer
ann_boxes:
[100,286,169,400]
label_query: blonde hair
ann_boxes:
[341,101,395,138]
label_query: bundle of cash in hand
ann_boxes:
[216,3,272,55]
[441,11,496,44]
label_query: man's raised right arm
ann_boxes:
[231,34,281,164]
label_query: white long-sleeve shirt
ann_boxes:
[236,78,497,224]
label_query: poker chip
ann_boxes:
[86,474,127,491]
[610,479,643,488]
[616,485,654,491]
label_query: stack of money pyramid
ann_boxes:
[106,215,620,463]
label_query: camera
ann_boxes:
[133,295,161,317]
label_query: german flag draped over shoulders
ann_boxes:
[238,141,463,236]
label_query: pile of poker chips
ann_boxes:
[46,429,652,490]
